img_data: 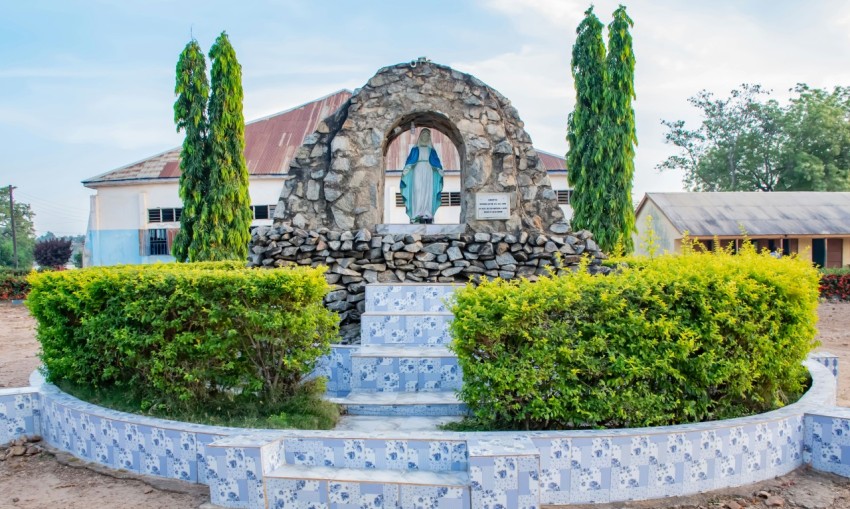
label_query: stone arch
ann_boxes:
[381,111,465,224]
[275,61,568,235]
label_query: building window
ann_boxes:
[251,205,276,220]
[556,190,572,205]
[148,229,169,255]
[148,208,182,223]
[395,192,461,207]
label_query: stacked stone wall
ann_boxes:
[249,225,607,343]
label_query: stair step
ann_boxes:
[328,391,468,417]
[267,463,470,486]
[366,283,462,313]
[266,464,471,509]
[351,348,462,393]
[361,313,453,347]
[353,346,456,357]
[334,415,462,431]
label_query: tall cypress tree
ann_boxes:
[605,5,636,253]
[567,8,608,247]
[172,40,209,262]
[195,32,252,261]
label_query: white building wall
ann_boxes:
[86,178,286,266]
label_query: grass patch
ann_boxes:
[56,378,340,430]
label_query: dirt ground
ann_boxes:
[2,301,850,509]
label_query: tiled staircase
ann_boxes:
[327,283,468,418]
[206,283,485,509]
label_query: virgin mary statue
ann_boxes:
[400,128,444,223]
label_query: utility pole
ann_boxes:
[8,185,17,269]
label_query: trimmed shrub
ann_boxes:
[820,270,850,301]
[0,269,30,300]
[450,245,820,430]
[26,262,338,412]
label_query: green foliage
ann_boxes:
[603,5,636,254]
[450,245,819,430]
[33,238,72,268]
[195,32,252,262]
[0,188,36,269]
[567,5,637,254]
[57,378,340,430]
[26,262,339,418]
[567,7,607,249]
[172,40,210,263]
[659,84,850,192]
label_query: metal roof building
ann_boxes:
[635,192,850,268]
[83,90,571,266]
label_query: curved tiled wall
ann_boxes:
[0,357,839,509]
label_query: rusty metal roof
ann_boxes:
[83,90,353,186]
[84,89,568,185]
[640,192,850,236]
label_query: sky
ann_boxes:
[2,0,850,236]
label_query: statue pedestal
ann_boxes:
[375,224,466,236]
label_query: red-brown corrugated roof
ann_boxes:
[83,90,353,185]
[84,89,567,185]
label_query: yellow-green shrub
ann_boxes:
[450,245,819,429]
[27,262,338,411]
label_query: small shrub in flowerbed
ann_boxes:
[820,268,850,301]
[449,244,820,430]
[0,269,30,300]
[26,262,339,428]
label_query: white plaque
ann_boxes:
[475,193,511,220]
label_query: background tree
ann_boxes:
[193,32,252,261]
[0,188,36,269]
[782,84,850,191]
[34,238,72,269]
[172,40,210,262]
[658,84,850,192]
[603,5,637,253]
[567,7,609,248]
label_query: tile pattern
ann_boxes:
[282,437,468,472]
[469,437,540,509]
[805,407,850,477]
[267,477,469,509]
[811,352,839,379]
[365,284,461,313]
[205,445,264,508]
[351,355,462,393]
[0,389,39,445]
[532,417,805,504]
[313,345,355,397]
[361,313,454,347]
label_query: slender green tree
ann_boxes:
[604,5,637,253]
[172,40,209,262]
[193,32,252,261]
[567,7,608,248]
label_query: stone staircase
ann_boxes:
[327,283,468,418]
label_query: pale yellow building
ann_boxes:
[634,192,850,268]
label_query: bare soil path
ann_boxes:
[2,301,850,508]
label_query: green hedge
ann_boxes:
[450,246,820,430]
[27,262,338,411]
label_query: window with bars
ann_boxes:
[147,208,182,223]
[395,192,461,207]
[251,205,276,220]
[148,228,169,255]
[556,190,572,205]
